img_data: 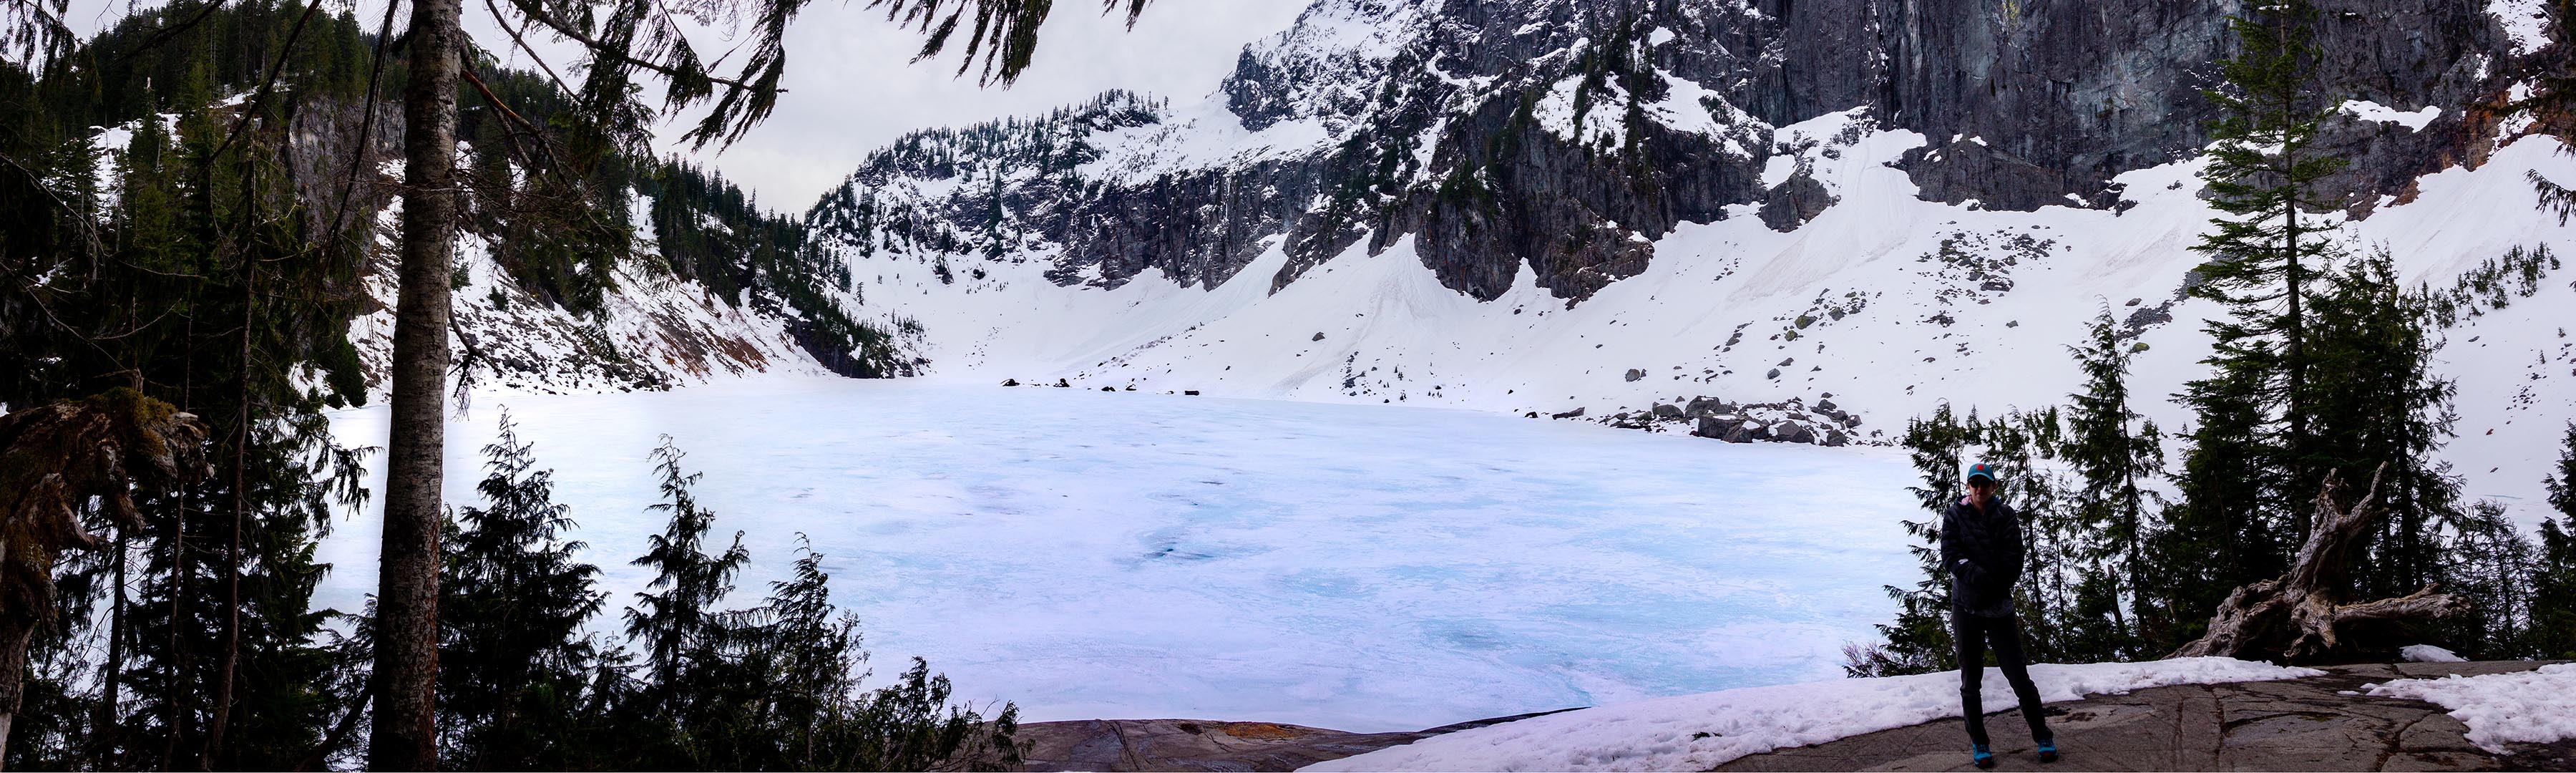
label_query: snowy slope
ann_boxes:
[341,190,834,402]
[84,92,840,404]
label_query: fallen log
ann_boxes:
[2170,463,2464,663]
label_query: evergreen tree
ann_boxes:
[1,20,376,762]
[1844,404,1969,677]
[616,437,757,767]
[1980,409,2084,663]
[437,410,606,770]
[2534,423,2576,659]
[625,438,751,691]
[2303,251,2461,602]
[2167,0,2344,631]
[2442,501,2537,658]
[2061,310,2165,657]
[762,540,869,769]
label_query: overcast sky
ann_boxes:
[66,0,1308,208]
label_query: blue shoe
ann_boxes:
[1972,744,1995,769]
[2036,738,2058,763]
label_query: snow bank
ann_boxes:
[2401,644,2467,663]
[1305,658,2321,772]
[2341,99,2441,130]
[2366,663,2576,753]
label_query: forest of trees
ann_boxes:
[0,0,1035,768]
[1848,0,2576,676]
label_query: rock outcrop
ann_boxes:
[1716,661,2574,772]
[805,0,2527,306]
[1593,394,1865,446]
[1005,709,1582,772]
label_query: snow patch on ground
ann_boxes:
[2366,663,2576,753]
[1307,658,2323,772]
[2402,644,2468,663]
[2491,0,2552,55]
[2343,99,2441,130]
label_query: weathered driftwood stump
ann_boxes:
[0,389,210,758]
[2170,464,2464,663]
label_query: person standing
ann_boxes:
[1941,462,2057,767]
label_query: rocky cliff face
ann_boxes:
[804,0,2531,307]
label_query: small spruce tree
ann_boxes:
[2533,423,2576,659]
[2062,310,2165,656]
[2302,251,2462,602]
[438,410,608,769]
[1843,404,1971,677]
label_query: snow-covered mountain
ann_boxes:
[799,0,2576,525]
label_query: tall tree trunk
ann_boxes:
[99,530,127,756]
[0,623,26,764]
[373,0,462,767]
[162,297,193,770]
[206,263,252,769]
[2277,19,2310,553]
[162,485,187,769]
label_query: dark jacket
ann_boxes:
[1941,495,2024,618]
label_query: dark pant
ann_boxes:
[1954,612,2051,747]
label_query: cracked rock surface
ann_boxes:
[1000,662,2570,772]
[1712,661,2572,772]
[1008,709,1581,772]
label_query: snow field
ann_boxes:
[2366,663,2576,753]
[323,376,1924,732]
[1306,657,2323,772]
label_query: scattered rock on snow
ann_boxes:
[1601,394,1876,447]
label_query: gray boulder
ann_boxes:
[1686,397,1734,417]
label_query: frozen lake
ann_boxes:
[321,376,1921,732]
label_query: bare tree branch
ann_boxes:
[869,0,1149,87]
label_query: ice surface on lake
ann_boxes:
[321,376,1921,732]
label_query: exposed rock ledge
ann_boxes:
[1715,661,2573,772]
[1004,661,2571,772]
[1008,709,1580,772]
